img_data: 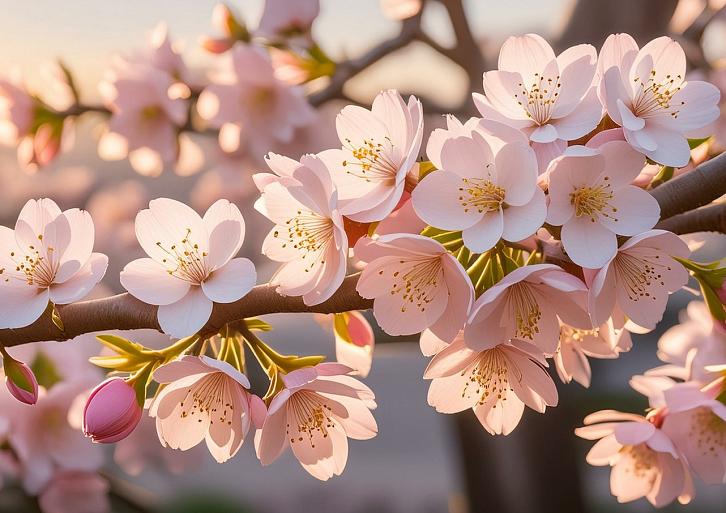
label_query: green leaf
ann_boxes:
[96,334,146,357]
[699,277,726,321]
[30,351,62,389]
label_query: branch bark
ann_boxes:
[655,202,726,235]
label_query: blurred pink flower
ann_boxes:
[256,0,320,42]
[254,153,347,306]
[86,180,148,256]
[256,362,377,480]
[355,233,473,341]
[576,410,693,507]
[425,335,558,435]
[412,132,545,253]
[38,471,110,513]
[0,77,34,145]
[83,378,142,444]
[546,141,661,268]
[0,198,108,329]
[201,4,249,54]
[597,34,720,167]
[319,90,423,223]
[585,229,690,331]
[474,34,602,172]
[197,45,315,159]
[150,356,266,464]
[465,263,591,355]
[121,198,256,338]
[662,379,726,484]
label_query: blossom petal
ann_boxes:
[120,258,190,306]
[157,287,213,338]
[201,257,256,303]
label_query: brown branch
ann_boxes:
[650,151,726,220]
[655,202,726,235]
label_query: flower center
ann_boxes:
[287,390,335,448]
[341,136,398,185]
[463,348,512,407]
[155,228,209,284]
[378,256,443,313]
[2,235,58,288]
[570,177,615,221]
[274,209,334,271]
[507,283,542,340]
[515,72,562,125]
[140,105,161,121]
[612,251,670,302]
[620,443,658,481]
[179,373,234,427]
[631,70,684,119]
[458,175,505,214]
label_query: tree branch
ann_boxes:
[655,202,726,235]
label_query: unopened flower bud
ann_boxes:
[3,356,39,405]
[83,378,142,443]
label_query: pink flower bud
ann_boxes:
[83,378,142,444]
[3,357,39,405]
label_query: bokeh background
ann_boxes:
[0,1,725,512]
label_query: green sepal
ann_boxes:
[417,161,437,180]
[688,137,710,150]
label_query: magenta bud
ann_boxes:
[83,378,142,444]
[4,357,39,405]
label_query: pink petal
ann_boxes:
[157,287,213,338]
[561,216,617,268]
[501,187,546,242]
[120,258,190,306]
[201,257,256,303]
[48,253,108,304]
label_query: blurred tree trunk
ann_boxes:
[555,0,679,50]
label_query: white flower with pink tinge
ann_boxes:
[319,89,423,223]
[473,34,602,173]
[197,45,316,156]
[465,263,591,355]
[412,131,546,253]
[256,0,320,41]
[598,34,720,167]
[149,356,266,464]
[546,140,661,268]
[425,334,558,436]
[120,198,256,338]
[576,409,694,507]
[554,320,632,388]
[254,153,347,306]
[354,233,473,342]
[255,362,378,481]
[662,379,726,485]
[585,229,690,332]
[0,198,108,329]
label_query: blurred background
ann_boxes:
[0,0,725,512]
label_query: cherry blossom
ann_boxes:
[0,77,34,147]
[585,229,690,331]
[545,140,661,268]
[332,311,375,378]
[598,34,720,167]
[576,410,694,507]
[83,378,142,444]
[355,233,473,341]
[256,362,377,481]
[150,356,266,464]
[0,198,108,329]
[256,0,320,42]
[662,379,726,485]
[474,34,602,172]
[201,4,248,54]
[412,131,545,252]
[197,45,315,157]
[465,263,591,355]
[254,153,347,306]
[554,320,632,387]
[425,335,558,435]
[120,198,256,338]
[319,89,423,223]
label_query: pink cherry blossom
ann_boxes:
[0,198,108,329]
[474,34,602,172]
[38,471,110,513]
[425,335,558,435]
[554,320,632,387]
[82,378,142,444]
[586,229,690,331]
[256,362,377,481]
[318,89,423,223]
[656,301,726,382]
[597,34,720,167]
[256,0,319,41]
[149,356,266,464]
[197,45,315,158]
[120,198,256,338]
[0,77,34,146]
[332,311,375,378]
[254,153,347,306]
[412,131,546,253]
[465,263,591,355]
[354,233,473,341]
[545,140,661,268]
[662,379,726,484]
[201,4,248,54]
[576,410,694,507]
[418,328,450,357]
